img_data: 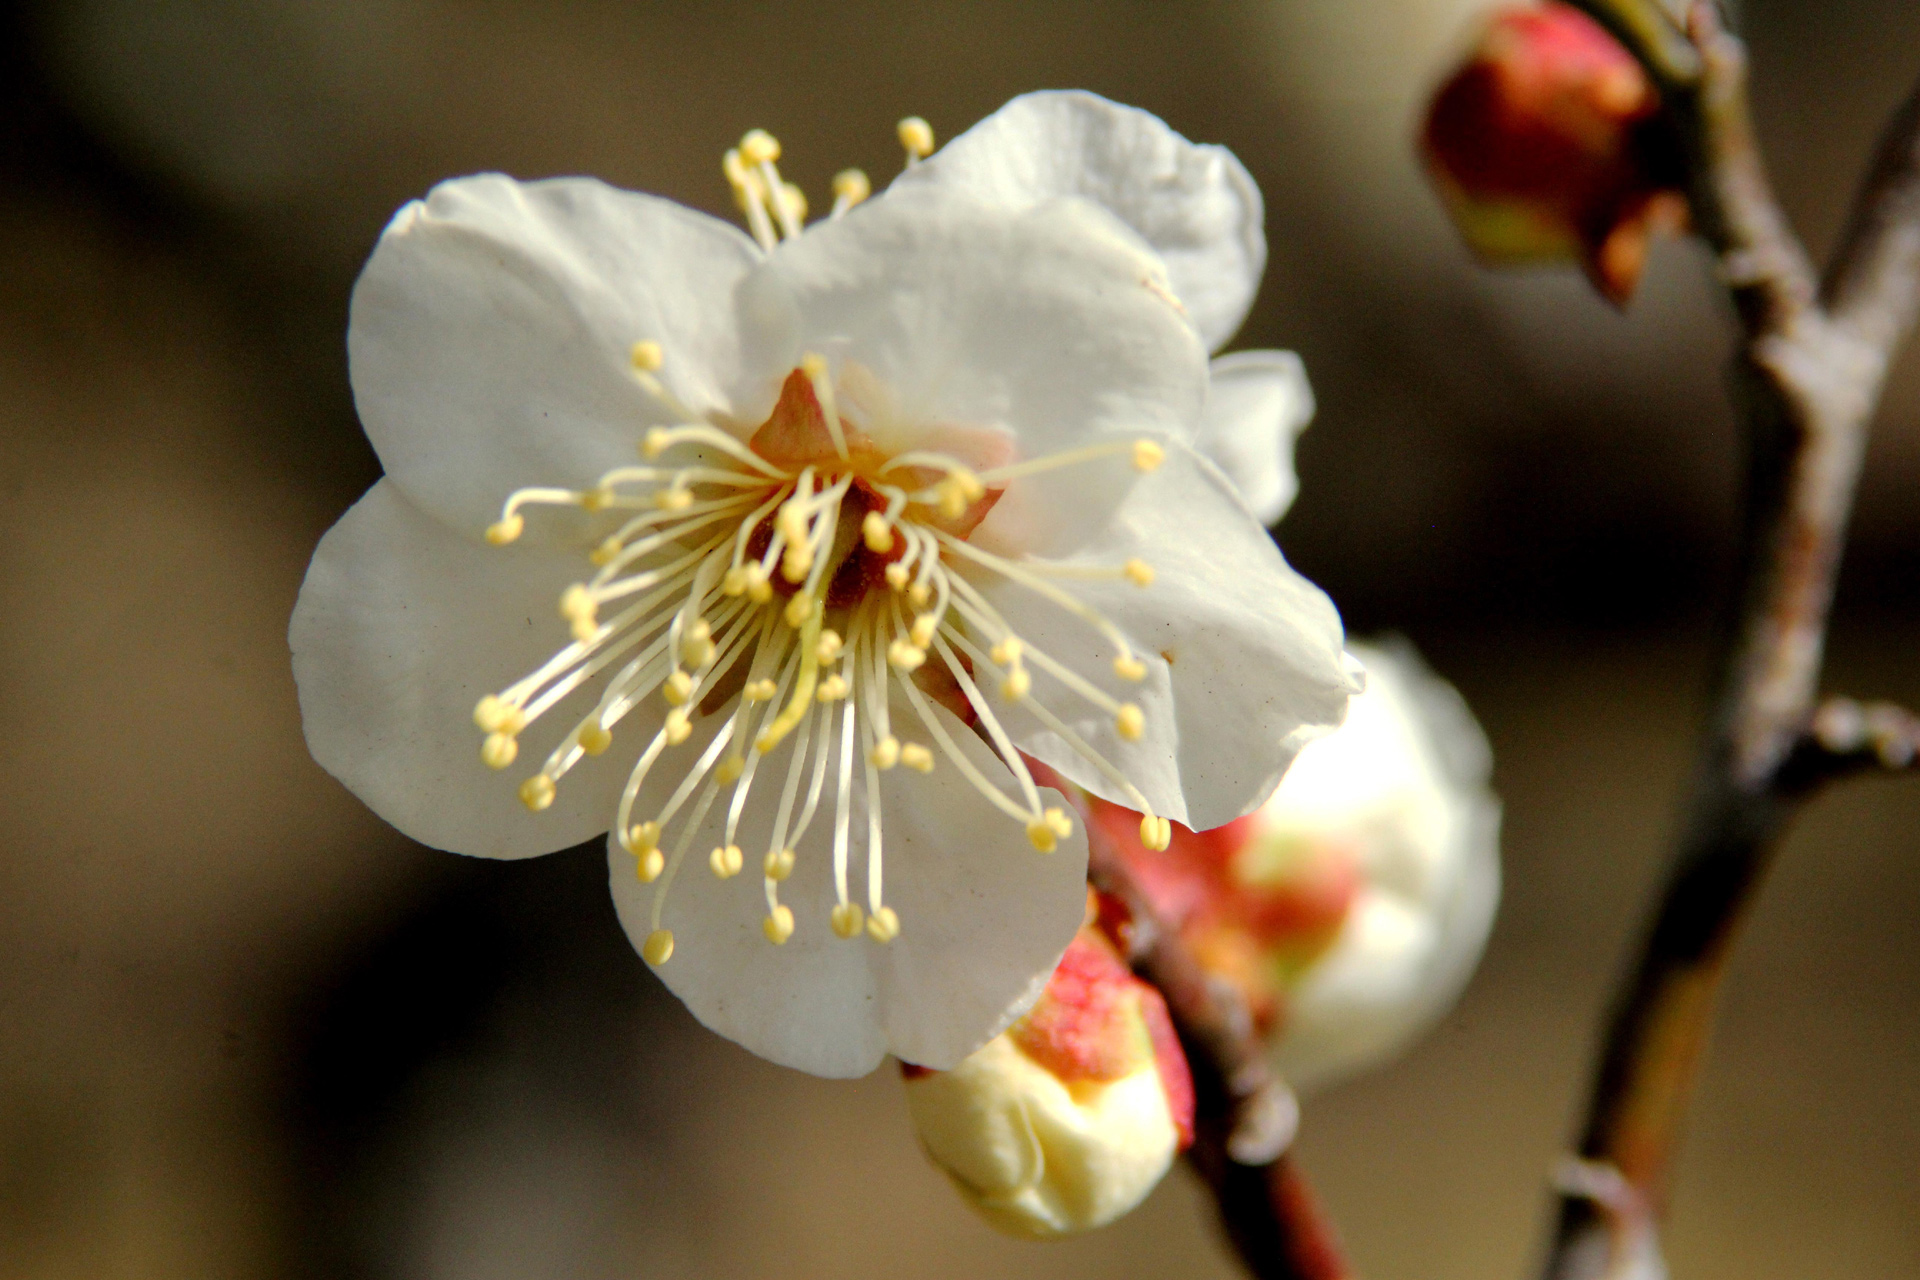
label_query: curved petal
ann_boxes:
[607,699,1089,1077]
[1196,350,1315,526]
[349,174,778,539]
[979,440,1357,830]
[742,188,1209,555]
[291,479,653,858]
[895,90,1267,351]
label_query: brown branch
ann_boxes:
[1540,6,1920,1279]
[1087,830,1347,1280]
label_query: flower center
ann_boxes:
[469,126,1177,964]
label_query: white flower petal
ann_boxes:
[291,479,647,858]
[983,440,1356,829]
[607,701,1089,1078]
[1196,350,1315,526]
[896,90,1267,351]
[349,174,775,539]
[744,188,1208,554]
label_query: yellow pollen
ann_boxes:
[885,562,911,591]
[887,639,926,672]
[1124,558,1155,587]
[816,673,849,702]
[481,732,518,770]
[897,116,935,159]
[664,709,693,745]
[577,722,612,756]
[642,929,675,965]
[764,848,796,881]
[862,510,894,553]
[1140,815,1172,851]
[763,906,796,945]
[636,847,665,882]
[784,594,814,627]
[989,638,1024,665]
[663,670,694,706]
[830,902,866,939]
[1046,807,1073,837]
[642,427,671,459]
[721,566,749,596]
[832,168,871,206]
[1133,440,1165,472]
[907,582,932,609]
[869,736,900,770]
[740,128,781,165]
[781,551,813,584]
[1114,655,1148,682]
[1116,703,1146,741]
[744,678,778,703]
[1026,818,1058,853]
[901,743,935,773]
[630,340,664,371]
[629,820,662,855]
[519,775,555,811]
[910,614,937,648]
[800,352,829,380]
[654,487,694,512]
[709,844,744,878]
[473,695,525,734]
[580,487,612,513]
[745,565,774,603]
[716,754,745,783]
[779,182,808,223]
[681,619,715,667]
[559,584,594,621]
[866,906,901,943]
[590,537,622,566]
[485,514,523,545]
[815,630,844,663]
[1001,668,1032,699]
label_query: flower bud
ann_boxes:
[1421,2,1687,305]
[1093,639,1500,1092]
[902,919,1194,1236]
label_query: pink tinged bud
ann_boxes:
[1421,2,1688,305]
[901,928,1194,1236]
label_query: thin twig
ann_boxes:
[1540,4,1920,1278]
[1778,696,1920,791]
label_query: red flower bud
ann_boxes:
[1422,2,1688,304]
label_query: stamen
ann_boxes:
[971,437,1165,486]
[866,906,900,943]
[897,116,935,167]
[800,353,852,460]
[709,844,745,878]
[643,929,675,964]
[763,905,796,944]
[830,169,870,218]
[723,147,778,252]
[830,902,865,939]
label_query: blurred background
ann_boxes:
[2,1,1916,1276]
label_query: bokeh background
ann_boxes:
[3,1,1916,1277]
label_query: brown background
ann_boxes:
[1,1,1915,1276]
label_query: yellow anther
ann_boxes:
[664,708,693,745]
[680,619,714,667]
[722,566,749,596]
[936,479,969,520]
[869,736,900,770]
[559,583,595,620]
[781,550,813,584]
[1124,558,1155,587]
[1026,818,1059,853]
[1139,815,1172,851]
[862,510,895,553]
[580,487,612,513]
[866,906,900,943]
[653,486,693,512]
[589,536,623,567]
[630,340,664,371]
[815,630,844,664]
[570,615,600,644]
[744,678,778,703]
[800,352,829,380]
[636,847,665,882]
[716,754,745,783]
[485,514,524,545]
[1116,703,1146,742]
[709,844,744,879]
[901,743,935,773]
[481,732,519,770]
[722,148,763,209]
[642,929,675,965]
[1114,654,1148,682]
[1133,439,1165,472]
[628,820,662,856]
[784,594,815,628]
[642,427,671,459]
[779,182,808,223]
[885,562,911,591]
[519,775,556,811]
[1001,668,1032,700]
[830,902,866,939]
[763,906,796,945]
[745,564,774,603]
[1045,807,1073,837]
[832,168,871,206]
[816,673,849,703]
[907,581,932,609]
[898,116,935,159]
[740,128,781,165]
[989,637,1024,666]
[663,670,694,706]
[888,639,926,672]
[910,614,937,648]
[577,722,612,756]
[764,847,796,881]
[473,694,524,734]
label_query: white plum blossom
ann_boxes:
[290,91,1355,1078]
